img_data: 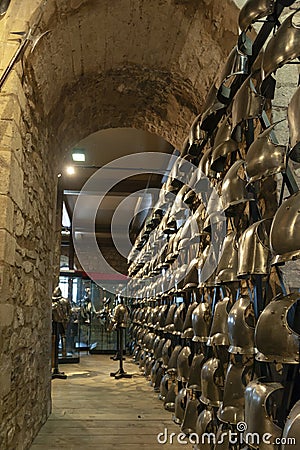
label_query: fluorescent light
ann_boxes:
[66,166,75,175]
[72,148,86,162]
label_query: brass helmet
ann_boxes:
[262,10,300,81]
[270,191,300,265]
[200,358,224,407]
[237,219,271,278]
[228,297,256,355]
[255,293,300,364]
[282,400,300,449]
[177,346,192,382]
[238,0,277,32]
[221,160,254,216]
[245,122,287,183]
[244,381,283,450]
[211,115,238,172]
[288,85,300,162]
[232,77,265,132]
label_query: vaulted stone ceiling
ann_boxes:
[22,0,239,152]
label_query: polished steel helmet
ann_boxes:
[207,298,230,346]
[177,346,192,382]
[200,358,224,407]
[270,191,300,265]
[255,293,300,364]
[282,400,300,450]
[200,84,226,133]
[237,219,271,278]
[232,77,265,131]
[211,116,238,172]
[182,301,198,338]
[215,232,239,284]
[262,10,300,81]
[188,353,206,390]
[163,303,177,333]
[112,303,129,328]
[167,345,182,371]
[192,301,212,343]
[244,381,283,450]
[162,339,173,367]
[215,46,249,103]
[221,160,254,216]
[173,302,186,335]
[228,297,256,355]
[194,409,214,450]
[238,0,276,32]
[245,123,287,183]
[217,362,251,424]
[288,85,300,162]
[174,387,187,425]
[181,389,200,435]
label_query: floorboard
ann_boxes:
[30,355,187,449]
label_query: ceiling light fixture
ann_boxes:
[66,165,75,175]
[72,148,86,162]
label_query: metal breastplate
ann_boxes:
[177,346,192,382]
[188,353,206,390]
[211,116,238,172]
[232,77,265,130]
[282,400,300,449]
[192,302,212,342]
[181,390,200,435]
[174,387,187,425]
[245,123,286,182]
[215,232,239,284]
[218,362,248,424]
[173,302,186,335]
[207,298,230,346]
[153,336,161,359]
[228,297,256,355]
[263,10,300,81]
[244,381,283,450]
[200,84,226,133]
[221,160,254,216]
[200,358,224,407]
[238,219,271,278]
[155,338,166,360]
[182,302,198,337]
[195,409,214,450]
[288,85,300,162]
[183,259,199,290]
[163,303,177,332]
[167,345,182,371]
[238,0,276,32]
[216,46,249,103]
[270,191,300,264]
[162,339,172,366]
[255,293,300,364]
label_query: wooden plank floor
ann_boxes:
[30,354,186,449]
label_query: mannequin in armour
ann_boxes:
[52,286,71,359]
[80,287,95,325]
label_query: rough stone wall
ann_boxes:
[0,66,58,448]
[0,0,240,448]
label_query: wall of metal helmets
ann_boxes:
[128,1,300,449]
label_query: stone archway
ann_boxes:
[0,0,239,448]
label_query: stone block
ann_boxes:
[0,304,14,327]
[0,150,11,195]
[0,195,13,233]
[0,230,16,266]
[0,355,11,398]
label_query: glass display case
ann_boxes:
[58,272,129,359]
